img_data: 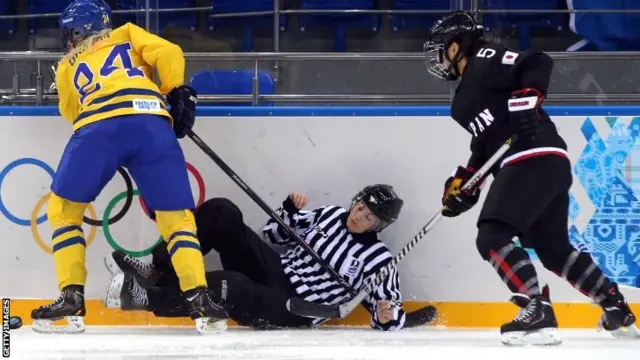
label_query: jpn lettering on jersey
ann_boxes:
[468,108,494,137]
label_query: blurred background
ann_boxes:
[0,0,638,106]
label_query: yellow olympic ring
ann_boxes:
[30,192,97,254]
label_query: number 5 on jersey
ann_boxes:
[476,48,496,58]
[73,42,144,102]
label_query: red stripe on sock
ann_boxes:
[489,249,527,294]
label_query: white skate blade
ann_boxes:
[194,317,228,334]
[596,312,640,339]
[606,324,640,340]
[32,316,85,334]
[501,327,562,346]
[104,253,122,276]
[104,273,125,308]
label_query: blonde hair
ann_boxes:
[63,28,112,61]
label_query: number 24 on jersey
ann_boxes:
[73,42,144,102]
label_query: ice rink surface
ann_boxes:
[8,326,640,360]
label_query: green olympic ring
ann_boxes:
[103,189,163,257]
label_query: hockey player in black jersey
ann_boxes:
[103,184,407,331]
[424,11,638,345]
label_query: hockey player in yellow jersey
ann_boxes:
[31,0,228,334]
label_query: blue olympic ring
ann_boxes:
[0,158,56,226]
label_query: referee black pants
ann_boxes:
[147,198,312,329]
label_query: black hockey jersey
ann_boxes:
[451,43,568,172]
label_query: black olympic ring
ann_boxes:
[82,167,134,226]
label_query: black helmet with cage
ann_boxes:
[423,10,485,81]
[350,184,404,232]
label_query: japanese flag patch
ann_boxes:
[501,51,519,65]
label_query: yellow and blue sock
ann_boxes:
[47,193,88,290]
[155,210,207,291]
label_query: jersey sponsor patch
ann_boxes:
[132,99,161,112]
[501,51,519,65]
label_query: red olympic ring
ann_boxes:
[138,162,206,220]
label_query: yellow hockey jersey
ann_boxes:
[56,22,185,131]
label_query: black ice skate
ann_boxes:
[501,293,561,346]
[31,285,86,334]
[104,273,150,311]
[184,287,229,334]
[104,249,161,288]
[597,282,639,339]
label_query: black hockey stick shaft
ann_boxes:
[287,135,518,319]
[404,305,437,328]
[186,129,359,296]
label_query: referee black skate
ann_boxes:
[424,11,638,345]
[104,184,407,331]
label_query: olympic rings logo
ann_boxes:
[0,158,206,257]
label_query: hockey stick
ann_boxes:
[186,129,359,297]
[286,135,518,319]
[404,305,437,328]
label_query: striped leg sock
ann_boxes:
[166,230,207,291]
[156,210,207,292]
[488,243,541,297]
[47,194,88,289]
[52,225,87,289]
[552,250,611,303]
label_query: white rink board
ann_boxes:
[0,112,639,303]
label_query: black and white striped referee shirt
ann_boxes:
[262,196,406,330]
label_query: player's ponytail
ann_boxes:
[63,29,112,61]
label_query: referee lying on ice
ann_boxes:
[104,184,407,331]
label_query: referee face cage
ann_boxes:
[423,11,484,81]
[350,184,404,232]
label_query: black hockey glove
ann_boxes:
[167,85,197,139]
[441,166,481,218]
[508,88,544,139]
